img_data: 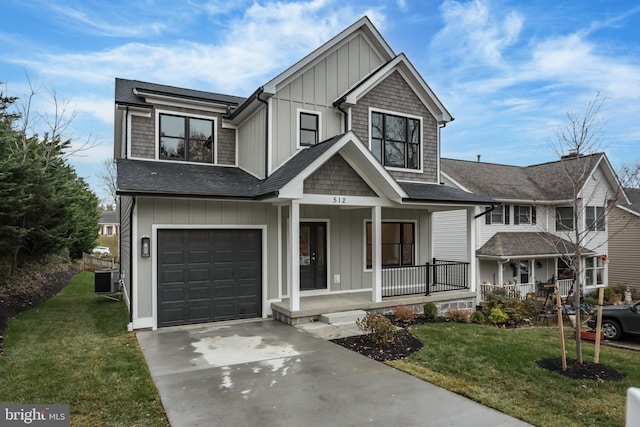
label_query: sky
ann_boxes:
[2,0,639,204]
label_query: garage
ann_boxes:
[157,229,262,327]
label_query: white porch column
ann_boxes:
[497,260,504,286]
[372,205,382,302]
[530,258,536,285]
[467,207,477,293]
[288,201,300,311]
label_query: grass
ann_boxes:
[389,323,639,427]
[97,235,119,260]
[0,271,168,426]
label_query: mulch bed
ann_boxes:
[536,358,625,381]
[0,263,77,353]
[331,328,424,362]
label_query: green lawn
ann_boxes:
[0,271,168,426]
[390,323,638,427]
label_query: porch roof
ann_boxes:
[400,182,495,205]
[476,232,595,259]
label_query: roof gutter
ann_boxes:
[474,203,499,219]
[333,96,349,131]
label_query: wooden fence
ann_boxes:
[82,253,120,271]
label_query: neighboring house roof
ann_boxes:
[115,78,245,109]
[99,210,117,224]
[441,153,616,201]
[476,232,595,259]
[618,188,640,217]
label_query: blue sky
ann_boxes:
[2,0,639,203]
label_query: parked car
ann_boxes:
[587,301,640,340]
[92,246,111,257]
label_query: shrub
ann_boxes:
[393,305,416,324]
[488,307,509,326]
[423,302,438,320]
[470,310,485,324]
[503,299,535,325]
[356,313,396,343]
[447,309,469,323]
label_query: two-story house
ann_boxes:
[114,17,493,330]
[434,153,628,300]
[608,188,640,294]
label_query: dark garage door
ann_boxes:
[157,229,262,327]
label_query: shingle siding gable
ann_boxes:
[351,71,438,183]
[303,154,377,196]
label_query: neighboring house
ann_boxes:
[98,210,118,236]
[434,154,628,300]
[608,188,640,293]
[114,17,493,330]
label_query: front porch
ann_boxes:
[271,289,476,325]
[479,279,574,301]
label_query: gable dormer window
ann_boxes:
[299,110,320,147]
[159,113,214,163]
[370,109,421,170]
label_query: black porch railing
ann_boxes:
[381,258,469,298]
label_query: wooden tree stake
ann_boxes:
[594,286,604,363]
[556,290,567,371]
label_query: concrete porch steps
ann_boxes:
[320,309,367,325]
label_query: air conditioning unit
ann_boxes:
[95,269,120,294]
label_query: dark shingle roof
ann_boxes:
[115,78,246,108]
[442,153,604,201]
[116,159,262,198]
[622,188,640,215]
[400,182,495,204]
[99,210,117,223]
[476,232,593,258]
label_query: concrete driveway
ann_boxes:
[137,319,531,427]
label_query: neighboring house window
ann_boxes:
[159,113,214,163]
[366,222,415,268]
[555,207,574,231]
[371,111,421,169]
[585,256,605,286]
[514,205,536,225]
[586,206,605,231]
[106,226,114,236]
[299,111,319,146]
[557,258,574,280]
[485,205,509,225]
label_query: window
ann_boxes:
[586,206,605,231]
[106,226,114,236]
[159,113,214,163]
[485,205,509,225]
[514,205,536,225]
[366,222,415,268]
[555,207,574,231]
[557,258,574,280]
[585,256,605,287]
[371,111,421,169]
[299,111,319,146]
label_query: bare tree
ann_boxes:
[100,158,117,207]
[618,160,640,189]
[541,94,626,365]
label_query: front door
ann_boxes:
[300,222,327,291]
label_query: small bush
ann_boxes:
[470,311,485,324]
[356,313,396,343]
[488,307,509,326]
[447,309,470,323]
[423,302,438,320]
[393,305,416,324]
[504,299,535,325]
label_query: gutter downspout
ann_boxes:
[128,196,136,324]
[255,87,269,179]
[475,204,498,219]
[333,96,349,132]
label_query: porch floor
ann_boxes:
[271,290,476,325]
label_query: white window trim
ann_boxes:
[155,109,218,164]
[363,219,418,272]
[368,107,424,174]
[296,108,322,149]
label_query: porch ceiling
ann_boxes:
[477,232,595,259]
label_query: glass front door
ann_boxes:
[300,222,327,291]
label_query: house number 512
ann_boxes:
[333,197,346,204]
